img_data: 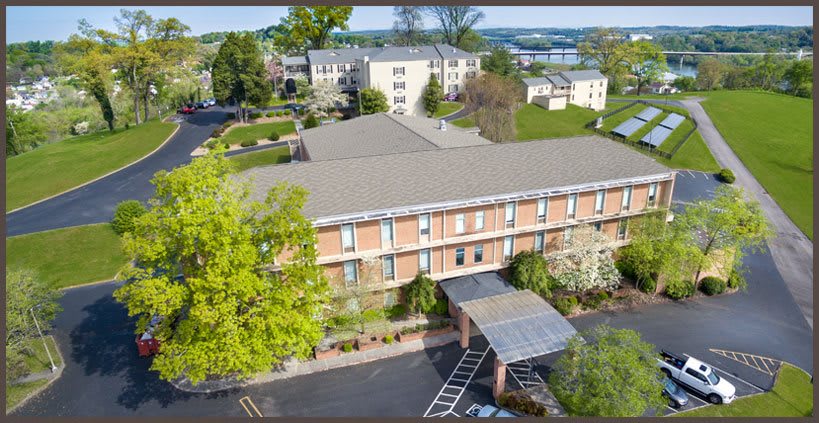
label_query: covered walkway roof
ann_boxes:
[458,289,578,364]
[439,272,517,305]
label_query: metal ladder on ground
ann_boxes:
[507,358,545,389]
[423,347,490,417]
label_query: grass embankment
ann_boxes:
[229,146,291,172]
[674,364,813,417]
[220,121,296,146]
[433,102,464,118]
[6,379,49,411]
[515,103,605,140]
[451,115,476,128]
[6,337,63,411]
[6,224,128,289]
[6,120,176,211]
[699,91,813,239]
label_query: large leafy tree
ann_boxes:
[423,6,485,49]
[509,250,553,297]
[6,269,62,382]
[550,325,666,417]
[463,72,520,142]
[53,34,116,131]
[422,73,443,117]
[783,59,813,97]
[392,6,424,47]
[304,80,347,118]
[617,41,668,96]
[212,32,272,123]
[577,27,626,76]
[5,106,48,156]
[358,87,389,115]
[480,45,519,78]
[674,185,772,285]
[404,272,436,314]
[276,6,354,54]
[696,57,725,91]
[113,154,330,384]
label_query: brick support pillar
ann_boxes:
[493,357,507,399]
[458,311,470,349]
[448,298,459,318]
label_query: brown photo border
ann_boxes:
[1,1,815,422]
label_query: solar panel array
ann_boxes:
[635,106,662,122]
[612,118,647,137]
[659,113,685,130]
[640,125,673,147]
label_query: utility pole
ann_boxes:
[31,307,57,373]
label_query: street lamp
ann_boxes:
[30,306,57,373]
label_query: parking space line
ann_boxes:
[709,348,781,377]
[239,396,263,417]
[685,353,765,392]
[423,347,490,417]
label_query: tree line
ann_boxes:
[674,54,813,98]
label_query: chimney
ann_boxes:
[363,55,369,63]
[439,119,447,131]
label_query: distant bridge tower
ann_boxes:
[798,49,803,60]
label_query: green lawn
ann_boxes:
[675,364,813,417]
[699,91,813,239]
[451,115,476,128]
[6,379,49,411]
[600,103,647,132]
[7,224,128,289]
[21,336,62,373]
[515,103,603,140]
[220,121,297,146]
[433,102,464,118]
[6,120,176,211]
[229,146,291,172]
[657,131,721,173]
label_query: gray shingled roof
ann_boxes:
[440,272,518,306]
[305,47,378,65]
[300,113,490,161]
[559,70,607,82]
[368,45,443,62]
[522,77,553,87]
[282,56,308,66]
[240,135,671,221]
[434,44,479,60]
[546,74,571,86]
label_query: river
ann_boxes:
[507,46,699,77]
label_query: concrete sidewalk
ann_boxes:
[173,331,460,393]
[679,98,813,329]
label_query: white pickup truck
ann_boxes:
[657,350,736,404]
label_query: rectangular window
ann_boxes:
[617,219,627,240]
[593,221,603,232]
[590,82,594,88]
[393,67,405,76]
[537,198,548,223]
[383,254,395,281]
[338,77,346,85]
[455,248,465,266]
[419,248,431,273]
[505,202,516,228]
[599,92,603,98]
[572,84,576,90]
[589,92,593,99]
[600,81,604,87]
[448,60,458,67]
[595,190,606,215]
[647,183,658,207]
[448,84,459,93]
[567,193,578,219]
[466,71,476,79]
[534,231,545,253]
[475,211,485,230]
[571,94,575,101]
[622,186,633,211]
[455,213,465,234]
[394,96,405,105]
[341,223,355,253]
[381,218,394,248]
[419,213,431,237]
[466,59,477,67]
[384,290,397,307]
[503,235,514,261]
[343,260,358,286]
[394,81,405,90]
[448,72,458,81]
[474,244,484,263]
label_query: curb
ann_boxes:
[5,335,66,415]
[435,103,465,120]
[7,123,181,214]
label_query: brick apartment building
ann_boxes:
[241,113,675,307]
[282,44,480,116]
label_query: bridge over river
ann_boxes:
[482,48,812,66]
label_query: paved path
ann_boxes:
[679,98,813,329]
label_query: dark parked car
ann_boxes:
[177,103,196,114]
[284,103,304,113]
[663,377,690,408]
[195,101,208,109]
[443,92,459,102]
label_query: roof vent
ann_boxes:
[439,119,447,131]
[452,48,457,53]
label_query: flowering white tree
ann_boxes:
[305,80,347,118]
[550,225,621,292]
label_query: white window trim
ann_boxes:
[341,222,357,253]
[474,244,484,263]
[418,213,431,241]
[343,260,359,287]
[383,254,396,281]
[455,213,466,234]
[381,218,395,249]
[647,182,658,208]
[419,248,431,273]
[534,230,545,253]
[622,186,633,212]
[537,197,548,223]
[475,210,485,230]
[503,235,515,262]
[455,247,466,267]
[505,201,517,228]
[595,190,606,215]
[566,193,578,220]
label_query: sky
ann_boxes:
[6,6,813,44]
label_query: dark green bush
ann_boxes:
[223,143,230,150]
[509,250,554,298]
[384,335,394,344]
[433,298,449,316]
[718,168,736,184]
[615,259,637,280]
[249,111,263,119]
[268,131,280,141]
[342,343,353,353]
[596,291,610,301]
[552,297,577,316]
[727,269,745,290]
[226,112,236,119]
[303,113,319,129]
[385,304,406,319]
[637,277,657,294]
[665,279,695,300]
[205,139,219,150]
[266,111,276,118]
[498,391,548,417]
[211,128,223,138]
[277,110,284,117]
[241,139,258,147]
[583,297,602,310]
[222,121,233,128]
[699,276,727,296]
[298,108,306,116]
[111,200,147,235]
[284,109,292,116]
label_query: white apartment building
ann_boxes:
[522,70,608,111]
[283,44,480,116]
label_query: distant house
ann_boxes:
[628,34,653,42]
[649,82,679,95]
[522,70,608,111]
